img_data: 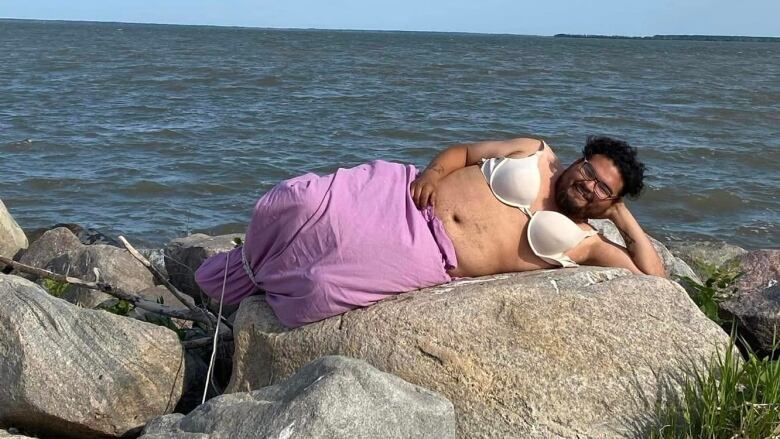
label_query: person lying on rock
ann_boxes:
[195,135,665,328]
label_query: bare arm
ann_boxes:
[609,202,666,277]
[581,234,643,274]
[422,137,546,178]
[584,202,666,277]
[411,137,546,209]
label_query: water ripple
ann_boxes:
[0,20,778,249]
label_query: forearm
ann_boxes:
[610,204,666,277]
[422,144,468,179]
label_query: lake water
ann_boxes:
[1,19,778,249]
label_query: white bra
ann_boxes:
[480,140,597,268]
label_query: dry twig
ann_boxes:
[118,235,224,331]
[0,255,214,326]
[182,333,234,349]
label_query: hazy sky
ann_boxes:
[2,0,778,37]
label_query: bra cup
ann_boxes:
[528,211,594,267]
[480,142,593,268]
[481,155,540,211]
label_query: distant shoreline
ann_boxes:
[554,34,780,43]
[1,18,779,40]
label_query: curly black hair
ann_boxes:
[582,135,646,198]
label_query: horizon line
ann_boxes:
[4,17,778,39]
[2,17,547,37]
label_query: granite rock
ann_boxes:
[140,356,455,439]
[226,267,730,438]
[0,199,28,263]
[0,274,184,438]
[164,233,245,315]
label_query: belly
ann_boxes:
[433,166,551,277]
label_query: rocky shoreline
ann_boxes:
[1,200,778,438]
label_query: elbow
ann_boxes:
[641,264,667,278]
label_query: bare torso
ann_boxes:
[434,146,571,278]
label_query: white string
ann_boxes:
[202,251,229,404]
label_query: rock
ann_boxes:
[732,250,780,294]
[588,219,699,282]
[164,233,244,314]
[0,428,37,438]
[16,227,83,280]
[140,356,456,439]
[225,267,730,438]
[138,248,168,282]
[667,240,747,280]
[140,415,189,438]
[45,244,155,308]
[718,250,780,354]
[25,223,119,247]
[721,284,780,354]
[0,274,185,438]
[0,199,28,262]
[16,229,156,309]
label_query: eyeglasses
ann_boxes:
[577,159,619,201]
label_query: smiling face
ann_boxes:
[555,154,624,220]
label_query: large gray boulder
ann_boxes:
[17,227,83,279]
[589,219,699,282]
[25,223,119,247]
[719,250,780,353]
[46,244,155,308]
[667,239,748,280]
[140,356,456,439]
[732,249,780,294]
[0,199,28,262]
[0,274,185,438]
[164,233,244,314]
[720,284,780,354]
[225,267,730,438]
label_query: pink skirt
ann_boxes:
[194,159,458,328]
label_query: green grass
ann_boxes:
[651,332,780,438]
[41,278,71,298]
[651,267,780,438]
[103,298,134,316]
[677,263,742,326]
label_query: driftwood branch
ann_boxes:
[118,235,222,331]
[0,256,215,326]
[182,333,234,349]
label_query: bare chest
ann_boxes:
[434,156,561,277]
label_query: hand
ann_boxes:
[593,199,628,221]
[410,169,441,209]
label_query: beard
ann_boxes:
[555,178,587,220]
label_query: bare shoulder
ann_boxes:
[503,137,550,159]
[539,137,555,152]
[537,138,559,159]
[466,136,549,165]
[538,139,562,175]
